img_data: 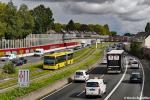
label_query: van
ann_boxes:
[85,79,106,97]
[34,49,44,56]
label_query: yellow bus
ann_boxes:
[43,52,73,69]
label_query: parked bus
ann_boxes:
[106,50,125,73]
[43,52,73,69]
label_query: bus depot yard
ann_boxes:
[0,43,109,100]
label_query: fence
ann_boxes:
[0,34,77,49]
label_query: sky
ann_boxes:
[1,0,150,34]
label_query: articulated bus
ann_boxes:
[43,52,73,69]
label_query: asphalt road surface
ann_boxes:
[41,55,145,100]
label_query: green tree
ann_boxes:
[0,3,7,38]
[53,23,63,32]
[102,24,110,35]
[3,2,22,39]
[124,33,132,36]
[130,42,143,58]
[66,20,75,31]
[111,31,117,36]
[18,4,34,38]
[3,61,16,74]
[93,24,102,34]
[31,5,54,34]
[145,23,150,32]
[80,24,89,32]
[74,23,81,31]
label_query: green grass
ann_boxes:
[0,43,109,100]
[0,45,95,89]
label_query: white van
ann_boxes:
[0,54,17,61]
[34,49,44,56]
[85,78,106,97]
[74,70,89,81]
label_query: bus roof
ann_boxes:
[45,52,73,57]
[107,50,124,54]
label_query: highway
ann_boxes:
[41,55,145,100]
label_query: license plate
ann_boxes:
[90,89,95,91]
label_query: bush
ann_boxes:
[3,61,16,74]
[130,42,144,58]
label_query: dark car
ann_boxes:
[130,72,142,83]
[74,46,82,50]
[11,57,27,66]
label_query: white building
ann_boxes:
[144,35,150,48]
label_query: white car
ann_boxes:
[34,49,44,56]
[0,54,16,61]
[131,60,139,69]
[85,78,106,97]
[74,70,89,81]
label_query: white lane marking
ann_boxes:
[76,74,105,97]
[137,59,145,100]
[77,91,85,97]
[41,83,72,100]
[104,56,128,100]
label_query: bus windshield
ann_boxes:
[108,60,120,66]
[44,56,55,65]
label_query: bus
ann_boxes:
[43,52,73,69]
[106,50,125,73]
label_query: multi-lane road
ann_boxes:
[41,55,150,100]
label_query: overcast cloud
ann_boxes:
[1,0,150,34]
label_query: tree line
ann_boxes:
[0,1,117,39]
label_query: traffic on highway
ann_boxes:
[0,0,150,100]
[40,43,145,100]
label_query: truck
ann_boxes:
[106,50,125,73]
[85,78,106,97]
[81,39,91,47]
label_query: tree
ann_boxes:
[93,24,102,34]
[145,23,150,32]
[3,61,16,74]
[3,2,22,39]
[0,3,7,38]
[53,23,63,32]
[66,20,75,31]
[110,31,117,36]
[130,42,143,58]
[102,24,110,35]
[74,23,81,31]
[124,33,132,36]
[18,4,34,38]
[31,5,54,34]
[80,24,89,32]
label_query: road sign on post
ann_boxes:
[18,69,29,87]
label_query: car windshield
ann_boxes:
[5,55,10,57]
[86,82,99,87]
[76,72,83,75]
[35,51,41,53]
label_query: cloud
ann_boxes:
[1,0,150,34]
[60,0,150,22]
